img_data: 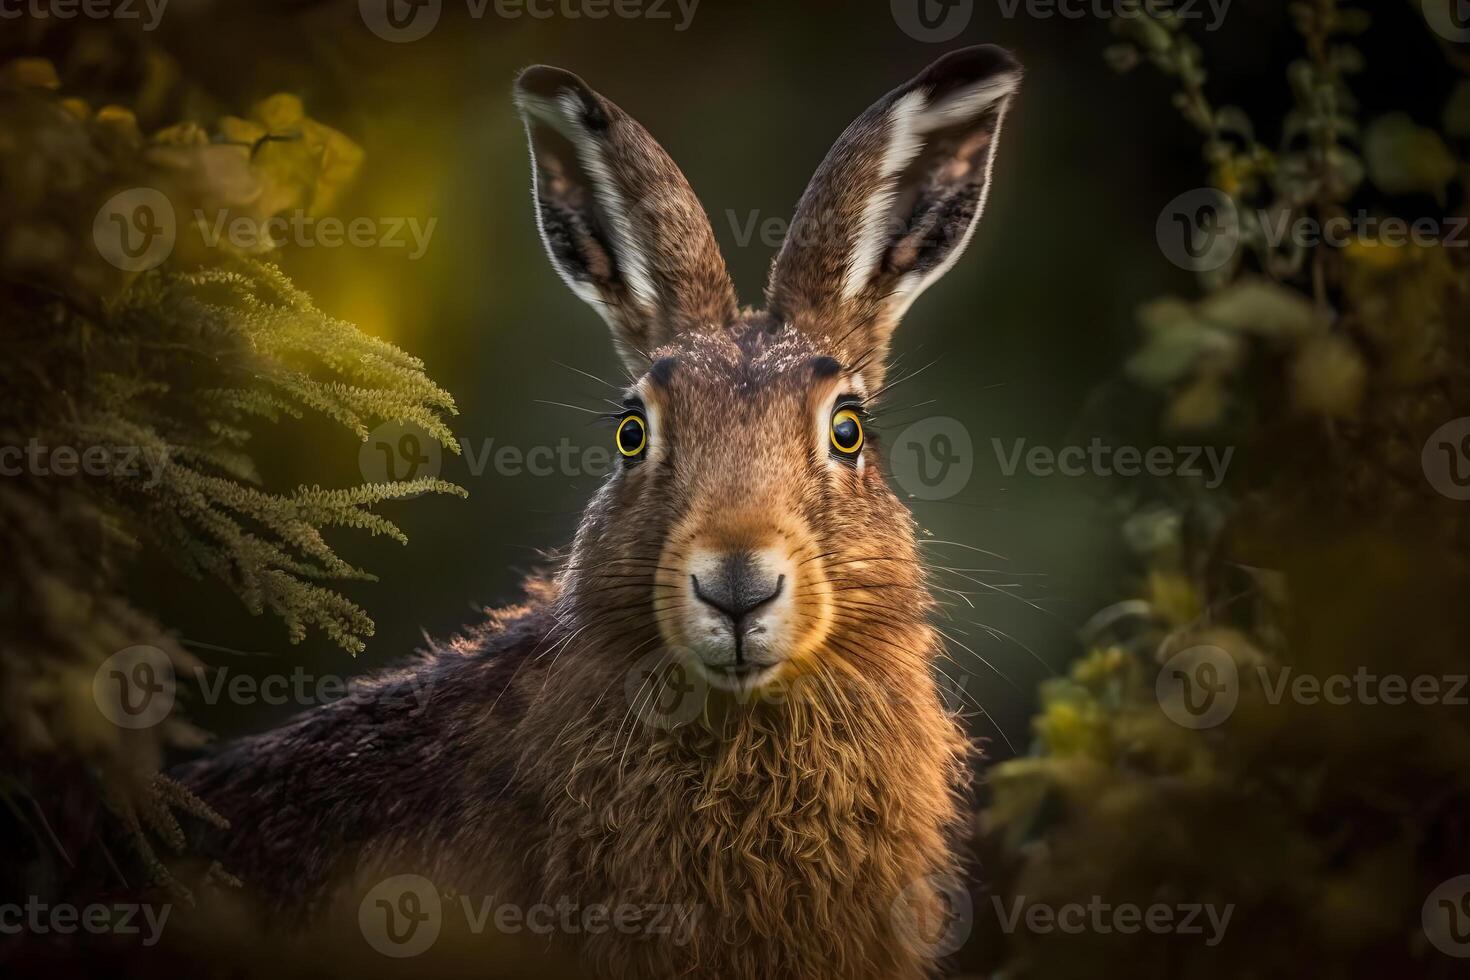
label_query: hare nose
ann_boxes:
[690,553,785,626]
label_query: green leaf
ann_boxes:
[1363,113,1457,197]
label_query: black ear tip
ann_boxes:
[919,44,1023,91]
[514,65,594,104]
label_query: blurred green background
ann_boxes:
[11,0,1446,756]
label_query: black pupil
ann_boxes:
[619,416,644,454]
[833,416,859,451]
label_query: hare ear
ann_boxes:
[765,46,1021,381]
[514,66,738,372]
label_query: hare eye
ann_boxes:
[830,407,863,457]
[616,413,648,459]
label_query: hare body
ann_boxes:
[181,47,1021,980]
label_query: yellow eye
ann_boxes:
[616,413,647,458]
[830,407,863,455]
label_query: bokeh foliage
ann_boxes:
[0,43,461,906]
[974,3,1470,976]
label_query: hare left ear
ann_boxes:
[765,46,1021,379]
[514,65,738,373]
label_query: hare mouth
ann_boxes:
[696,660,781,693]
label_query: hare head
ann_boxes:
[515,47,1020,698]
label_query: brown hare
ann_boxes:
[179,45,1021,980]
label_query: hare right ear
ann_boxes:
[514,66,738,372]
[765,46,1021,386]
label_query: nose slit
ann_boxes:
[690,559,785,624]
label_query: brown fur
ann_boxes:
[178,48,1021,980]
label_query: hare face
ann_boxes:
[516,47,1020,693]
[597,325,922,690]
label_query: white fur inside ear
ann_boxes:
[841,70,1018,315]
[841,89,926,303]
[517,90,660,320]
[913,71,1019,134]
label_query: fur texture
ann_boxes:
[178,48,1021,980]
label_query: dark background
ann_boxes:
[31,0,1444,759]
